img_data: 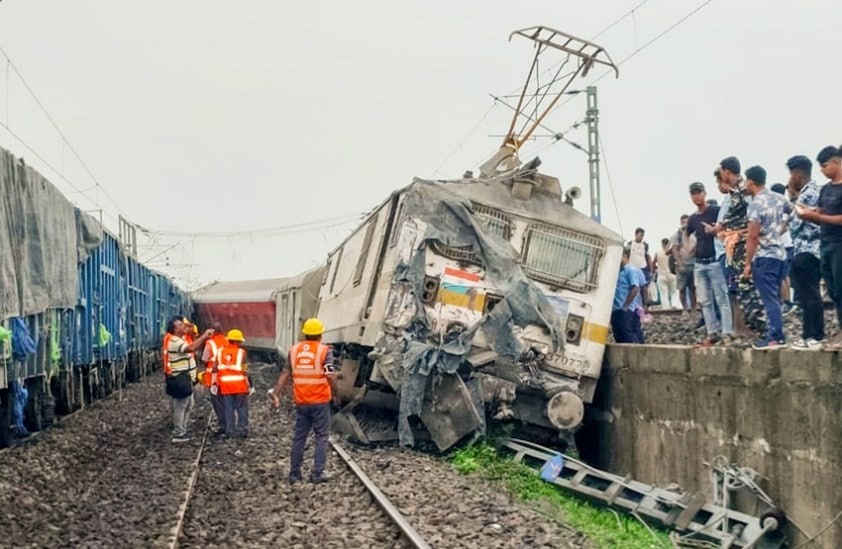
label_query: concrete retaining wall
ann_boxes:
[584,344,842,548]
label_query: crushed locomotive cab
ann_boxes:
[317,165,623,450]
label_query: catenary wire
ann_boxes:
[139,212,366,239]
[543,0,716,120]
[0,43,128,220]
[599,135,624,236]
[0,118,118,221]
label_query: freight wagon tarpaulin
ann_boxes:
[380,175,566,446]
[0,148,103,319]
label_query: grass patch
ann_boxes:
[451,443,670,549]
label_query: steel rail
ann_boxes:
[168,415,212,549]
[330,440,431,549]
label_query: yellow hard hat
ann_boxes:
[301,318,325,336]
[227,329,245,342]
[197,371,205,384]
[192,324,199,335]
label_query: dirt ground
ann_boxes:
[0,365,587,548]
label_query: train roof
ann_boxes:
[191,267,324,304]
[414,174,624,245]
[322,163,623,261]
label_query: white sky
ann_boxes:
[1,1,839,289]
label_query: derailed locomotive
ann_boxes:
[317,166,622,450]
[197,26,624,450]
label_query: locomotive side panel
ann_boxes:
[318,194,403,347]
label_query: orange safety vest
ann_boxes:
[289,341,332,405]
[162,333,173,376]
[202,334,229,388]
[215,344,249,395]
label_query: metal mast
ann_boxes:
[586,86,601,222]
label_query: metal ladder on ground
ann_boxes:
[502,438,785,548]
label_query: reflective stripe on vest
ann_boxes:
[290,341,331,405]
[215,345,249,395]
[162,333,172,375]
[202,339,219,387]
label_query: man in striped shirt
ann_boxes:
[164,317,213,443]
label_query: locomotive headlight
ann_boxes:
[565,314,584,345]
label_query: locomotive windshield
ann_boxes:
[430,204,512,264]
[522,223,605,293]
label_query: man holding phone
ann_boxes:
[795,146,842,349]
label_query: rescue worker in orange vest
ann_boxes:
[200,322,228,436]
[182,318,198,374]
[163,316,213,443]
[271,318,337,484]
[216,329,250,438]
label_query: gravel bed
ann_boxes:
[633,308,841,345]
[0,378,209,547]
[344,444,589,548]
[0,364,586,548]
[178,386,409,548]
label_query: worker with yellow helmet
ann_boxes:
[215,328,250,438]
[271,318,338,484]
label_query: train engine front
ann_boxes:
[327,164,623,451]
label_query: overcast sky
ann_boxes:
[1,1,839,289]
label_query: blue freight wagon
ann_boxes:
[0,146,190,446]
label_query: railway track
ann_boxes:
[331,440,431,549]
[169,415,429,548]
[0,369,584,548]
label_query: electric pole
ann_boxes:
[586,86,601,222]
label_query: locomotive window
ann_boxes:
[329,247,343,294]
[430,204,512,264]
[522,224,605,293]
[473,204,512,240]
[353,213,378,286]
[389,202,405,248]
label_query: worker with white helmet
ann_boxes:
[215,328,250,438]
[271,318,337,484]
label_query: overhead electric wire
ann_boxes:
[599,135,624,236]
[431,103,498,177]
[139,212,366,239]
[544,0,716,119]
[505,0,717,169]
[0,43,127,220]
[0,118,118,222]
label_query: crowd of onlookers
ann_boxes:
[612,146,842,350]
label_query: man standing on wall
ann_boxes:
[709,156,767,338]
[686,182,733,346]
[795,146,842,349]
[743,166,792,349]
[786,155,824,350]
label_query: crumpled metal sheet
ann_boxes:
[376,174,567,446]
[0,147,103,320]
